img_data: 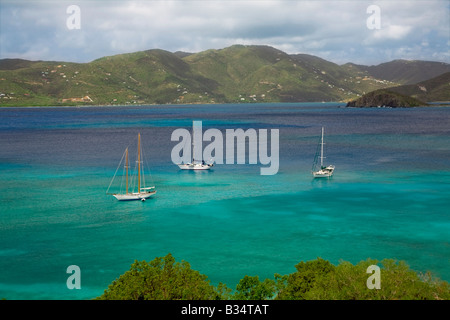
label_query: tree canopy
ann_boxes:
[96,254,449,300]
[96,253,221,300]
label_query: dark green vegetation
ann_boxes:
[96,253,450,300]
[346,89,427,108]
[1,45,449,106]
[96,254,222,300]
[388,72,450,103]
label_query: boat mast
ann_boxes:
[125,147,129,194]
[138,133,141,193]
[192,128,194,163]
[320,127,324,167]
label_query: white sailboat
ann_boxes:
[177,122,214,170]
[107,133,156,201]
[177,162,214,170]
[312,127,335,178]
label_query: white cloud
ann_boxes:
[372,24,413,40]
[0,0,448,65]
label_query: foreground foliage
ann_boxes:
[97,253,222,300]
[276,258,449,300]
[97,254,449,300]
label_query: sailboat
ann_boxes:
[107,133,156,201]
[312,127,335,178]
[177,121,214,170]
[177,160,214,170]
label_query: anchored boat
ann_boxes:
[312,127,335,178]
[107,133,156,201]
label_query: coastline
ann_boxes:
[3,101,450,109]
[0,101,347,109]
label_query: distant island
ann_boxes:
[346,89,428,108]
[1,45,449,107]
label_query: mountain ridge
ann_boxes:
[1,45,449,106]
[343,59,450,85]
[388,72,450,102]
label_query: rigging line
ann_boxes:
[106,147,127,194]
[311,135,322,171]
[140,141,155,188]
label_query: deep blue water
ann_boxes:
[0,103,449,299]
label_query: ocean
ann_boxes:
[0,103,449,299]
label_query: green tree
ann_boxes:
[305,259,450,300]
[96,254,449,300]
[275,257,335,300]
[96,253,224,300]
[233,275,276,300]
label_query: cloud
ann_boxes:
[0,0,448,65]
[373,25,413,40]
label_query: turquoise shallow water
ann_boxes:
[0,103,449,299]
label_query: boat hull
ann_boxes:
[313,171,333,178]
[113,190,156,201]
[312,165,335,178]
[177,163,213,170]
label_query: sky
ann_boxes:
[0,0,449,65]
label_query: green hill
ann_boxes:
[346,71,450,107]
[388,72,450,102]
[184,45,349,102]
[343,59,450,85]
[1,45,448,107]
[346,89,427,108]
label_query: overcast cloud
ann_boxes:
[0,0,448,65]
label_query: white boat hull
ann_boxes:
[177,163,213,170]
[113,190,156,201]
[313,171,333,178]
[312,165,335,178]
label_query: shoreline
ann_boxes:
[0,101,347,109]
[2,101,450,109]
